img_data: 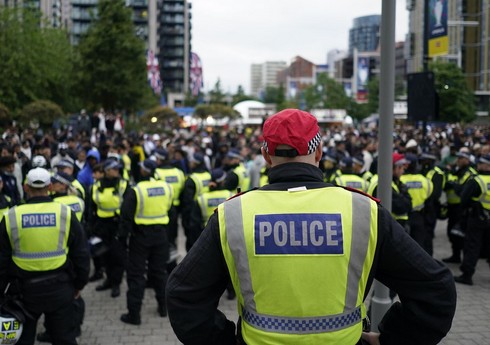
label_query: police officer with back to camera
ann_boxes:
[443,149,477,263]
[166,109,456,345]
[36,171,86,343]
[154,148,185,249]
[180,151,211,251]
[88,158,129,298]
[0,167,90,345]
[454,154,490,285]
[119,159,174,325]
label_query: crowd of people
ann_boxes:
[0,110,487,344]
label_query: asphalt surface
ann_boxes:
[32,219,490,345]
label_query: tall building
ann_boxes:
[277,56,315,100]
[1,0,71,28]
[327,49,348,78]
[158,0,191,94]
[250,63,262,97]
[348,15,381,55]
[249,61,287,98]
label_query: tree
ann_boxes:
[304,73,351,110]
[194,104,239,119]
[140,105,180,132]
[75,0,148,112]
[366,77,379,116]
[0,102,10,126]
[0,7,75,112]
[232,85,254,105]
[430,61,476,123]
[208,79,225,104]
[19,100,65,128]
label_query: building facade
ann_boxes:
[249,61,287,98]
[348,15,381,55]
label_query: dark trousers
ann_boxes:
[447,203,464,256]
[126,228,169,314]
[409,211,426,250]
[167,205,179,247]
[461,217,490,276]
[18,281,77,345]
[96,220,127,287]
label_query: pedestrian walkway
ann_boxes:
[33,220,490,345]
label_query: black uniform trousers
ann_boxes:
[167,205,179,247]
[460,216,490,277]
[18,278,77,345]
[126,227,169,314]
[95,218,127,288]
[447,203,464,256]
[409,211,426,250]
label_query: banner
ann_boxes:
[146,50,162,95]
[356,57,369,102]
[428,0,448,57]
[190,52,203,96]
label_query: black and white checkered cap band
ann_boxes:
[264,131,321,155]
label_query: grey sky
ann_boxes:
[191,0,408,94]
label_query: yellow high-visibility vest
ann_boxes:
[472,174,490,211]
[155,167,185,206]
[233,164,251,192]
[5,202,71,271]
[197,189,233,226]
[334,174,368,192]
[92,179,128,218]
[400,174,433,211]
[189,171,211,199]
[53,195,85,222]
[133,180,173,225]
[219,187,377,345]
[367,175,408,221]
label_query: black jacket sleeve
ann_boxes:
[67,209,90,291]
[375,206,457,345]
[0,218,13,293]
[180,178,198,230]
[391,182,412,216]
[166,214,234,345]
[119,188,136,237]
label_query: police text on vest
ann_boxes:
[22,213,57,228]
[255,214,343,255]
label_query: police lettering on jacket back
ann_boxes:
[255,213,343,255]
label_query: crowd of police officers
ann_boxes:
[0,121,489,343]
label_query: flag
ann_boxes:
[147,50,162,95]
[190,52,203,96]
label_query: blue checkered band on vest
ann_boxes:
[242,306,362,334]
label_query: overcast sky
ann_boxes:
[191,0,409,94]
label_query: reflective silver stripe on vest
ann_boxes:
[242,306,361,334]
[135,184,171,219]
[474,176,490,205]
[223,191,372,333]
[224,197,257,311]
[9,205,68,259]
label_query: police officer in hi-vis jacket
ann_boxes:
[166,109,456,345]
[120,159,174,325]
[0,167,90,345]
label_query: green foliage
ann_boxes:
[75,0,148,112]
[366,77,379,115]
[194,104,239,119]
[0,7,75,112]
[232,85,255,105]
[0,103,10,125]
[208,79,225,104]
[140,105,179,131]
[430,61,476,123]
[304,74,351,110]
[184,92,199,107]
[19,100,64,128]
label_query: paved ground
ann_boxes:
[33,219,490,345]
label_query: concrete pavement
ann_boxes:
[34,219,490,345]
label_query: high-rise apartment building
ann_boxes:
[1,0,71,28]
[250,63,262,97]
[249,61,287,98]
[348,15,381,55]
[158,0,191,94]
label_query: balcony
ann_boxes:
[127,0,147,6]
[71,0,98,5]
[160,26,185,35]
[163,4,185,12]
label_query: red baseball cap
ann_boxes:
[263,109,321,157]
[392,152,409,166]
